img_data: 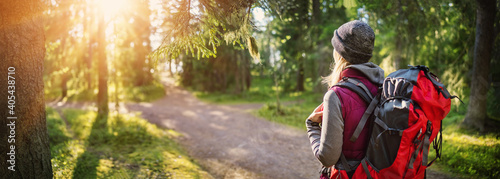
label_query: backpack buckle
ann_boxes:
[413,129,423,145]
[388,128,403,136]
[426,121,433,134]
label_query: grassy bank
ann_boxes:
[194,76,499,179]
[434,112,500,178]
[47,107,210,178]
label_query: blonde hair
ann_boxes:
[323,50,351,87]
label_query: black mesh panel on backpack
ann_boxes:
[365,77,414,171]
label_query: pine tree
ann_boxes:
[0,0,53,177]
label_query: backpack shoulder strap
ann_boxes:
[345,78,374,100]
[334,77,380,142]
[350,94,379,142]
[334,77,373,104]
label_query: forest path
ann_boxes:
[125,80,321,178]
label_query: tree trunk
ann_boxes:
[312,0,329,93]
[296,54,305,91]
[86,4,93,90]
[181,55,193,87]
[132,1,153,86]
[243,50,252,90]
[393,34,404,70]
[168,60,174,76]
[394,0,405,70]
[0,0,53,177]
[97,11,109,117]
[61,73,68,98]
[462,0,497,131]
[60,39,68,99]
[234,52,242,94]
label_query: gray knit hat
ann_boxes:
[331,20,375,64]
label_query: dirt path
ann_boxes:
[124,85,320,179]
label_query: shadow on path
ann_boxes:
[72,114,108,178]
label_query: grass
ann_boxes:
[45,82,165,103]
[430,111,500,178]
[254,95,322,129]
[193,75,500,179]
[47,107,210,178]
[193,76,324,105]
[192,77,277,104]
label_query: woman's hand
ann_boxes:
[307,103,324,123]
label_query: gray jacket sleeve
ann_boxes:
[306,90,344,167]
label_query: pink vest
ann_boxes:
[330,68,379,160]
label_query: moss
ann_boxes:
[47,107,209,178]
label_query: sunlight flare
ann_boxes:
[95,0,130,17]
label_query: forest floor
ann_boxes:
[48,78,457,179]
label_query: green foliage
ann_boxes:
[151,0,258,60]
[47,107,209,178]
[46,108,72,147]
[179,42,252,93]
[247,36,260,61]
[62,109,98,141]
[253,85,323,129]
[363,0,477,106]
[431,112,500,178]
[255,97,321,129]
[488,86,500,120]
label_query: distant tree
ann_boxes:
[264,0,310,92]
[310,0,349,92]
[97,10,109,117]
[265,0,350,92]
[44,0,74,99]
[130,0,154,86]
[359,0,440,70]
[0,0,53,177]
[85,2,95,90]
[462,0,497,131]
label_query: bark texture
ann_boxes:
[0,0,53,177]
[463,0,497,131]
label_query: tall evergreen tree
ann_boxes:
[97,10,109,117]
[463,0,498,131]
[131,0,154,86]
[0,0,53,177]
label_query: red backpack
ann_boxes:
[326,65,456,179]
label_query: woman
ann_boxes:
[306,20,384,178]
